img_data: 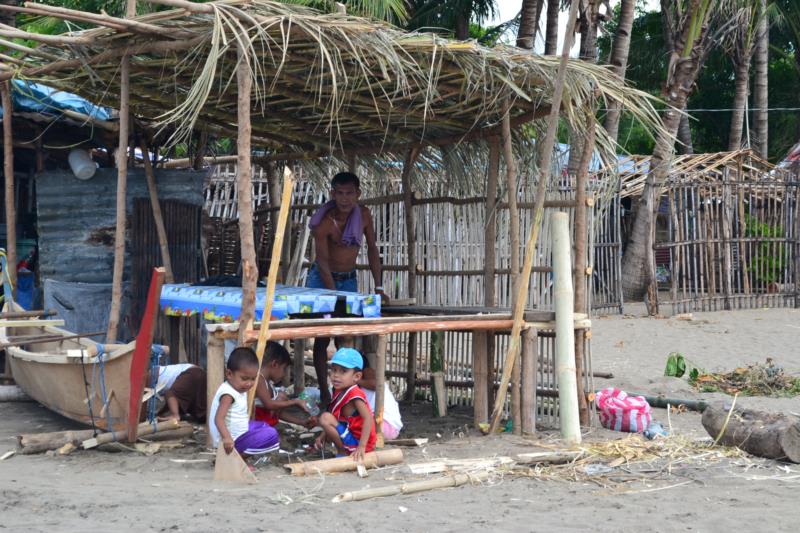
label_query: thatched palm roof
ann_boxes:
[0,0,662,162]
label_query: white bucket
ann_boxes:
[68,148,97,180]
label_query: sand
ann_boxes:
[1,306,798,532]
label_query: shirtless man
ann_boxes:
[307,172,386,407]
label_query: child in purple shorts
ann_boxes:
[209,347,279,456]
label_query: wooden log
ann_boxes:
[250,167,294,413]
[139,139,174,283]
[236,39,257,346]
[206,334,225,447]
[521,327,536,434]
[0,309,56,319]
[83,420,189,449]
[1,82,15,294]
[702,403,800,462]
[514,450,581,465]
[18,428,96,455]
[401,147,421,402]
[245,319,516,343]
[332,470,490,503]
[486,0,580,435]
[472,330,488,428]
[285,448,404,476]
[374,334,387,448]
[0,384,31,402]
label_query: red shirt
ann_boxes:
[329,385,376,453]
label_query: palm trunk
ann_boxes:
[544,0,559,55]
[728,51,753,151]
[676,111,694,154]
[567,1,599,177]
[752,0,768,158]
[455,11,469,40]
[602,0,636,142]
[517,0,543,49]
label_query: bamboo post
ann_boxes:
[285,448,403,476]
[552,212,581,444]
[250,167,295,413]
[139,139,174,283]
[430,330,446,417]
[521,327,537,434]
[236,40,257,346]
[206,333,225,447]
[472,330,488,428]
[484,138,500,411]
[2,82,16,294]
[572,114,594,426]
[293,338,306,396]
[374,334,387,448]
[401,147,420,402]
[486,0,580,435]
[333,470,491,503]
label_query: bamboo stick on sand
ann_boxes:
[332,470,490,503]
[285,448,403,476]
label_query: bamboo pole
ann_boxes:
[401,147,421,402]
[1,82,16,294]
[250,167,295,414]
[293,338,306,396]
[105,0,135,342]
[430,330,446,417]
[285,448,404,476]
[236,40,257,347]
[139,139,174,283]
[374,334,387,448]
[486,0,580,435]
[332,470,490,503]
[521,327,537,434]
[206,333,225,447]
[552,212,580,444]
[485,138,500,411]
[472,330,488,428]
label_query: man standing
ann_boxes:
[307,172,386,406]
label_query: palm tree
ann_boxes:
[517,0,544,49]
[407,0,498,40]
[544,0,559,54]
[752,0,769,157]
[603,0,637,143]
[621,0,728,310]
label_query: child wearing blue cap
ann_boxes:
[314,347,376,461]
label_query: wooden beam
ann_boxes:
[374,334,387,448]
[139,139,174,283]
[401,147,421,403]
[1,82,16,293]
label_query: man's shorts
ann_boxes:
[336,421,359,453]
[306,263,358,293]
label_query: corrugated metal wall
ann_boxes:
[36,168,205,283]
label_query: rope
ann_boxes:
[89,344,114,440]
[146,346,163,429]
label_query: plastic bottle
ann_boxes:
[643,421,668,440]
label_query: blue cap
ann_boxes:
[330,347,363,370]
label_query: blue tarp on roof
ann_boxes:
[0,80,111,121]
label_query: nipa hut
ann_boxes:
[0,0,663,436]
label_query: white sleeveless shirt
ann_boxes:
[208,381,249,447]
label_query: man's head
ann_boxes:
[263,341,291,381]
[330,172,361,214]
[226,347,259,393]
[328,347,363,390]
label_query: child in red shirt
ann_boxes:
[315,347,376,461]
[254,341,317,429]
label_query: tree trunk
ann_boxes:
[455,11,469,40]
[728,51,753,151]
[702,404,800,463]
[676,111,694,154]
[544,0,559,55]
[236,42,257,346]
[517,0,543,49]
[752,0,768,158]
[2,83,16,293]
[602,0,636,142]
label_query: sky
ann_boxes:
[488,0,660,52]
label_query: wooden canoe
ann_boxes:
[1,303,136,431]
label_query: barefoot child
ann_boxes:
[155,364,207,423]
[315,347,376,461]
[209,347,279,456]
[254,341,317,429]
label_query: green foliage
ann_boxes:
[664,352,687,377]
[744,214,786,284]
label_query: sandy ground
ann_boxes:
[1,307,799,532]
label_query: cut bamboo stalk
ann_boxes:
[82,420,188,449]
[375,334,387,448]
[486,0,580,435]
[552,212,581,444]
[105,36,132,343]
[284,448,404,476]
[139,139,174,283]
[206,334,225,447]
[332,470,490,503]
[236,40,257,347]
[250,167,294,414]
[0,309,56,319]
[472,330,488,428]
[521,327,536,434]
[401,147,421,402]
[2,82,16,294]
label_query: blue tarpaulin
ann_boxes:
[0,80,111,120]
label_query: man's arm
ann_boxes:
[312,224,337,290]
[362,208,385,298]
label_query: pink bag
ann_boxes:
[595,387,652,433]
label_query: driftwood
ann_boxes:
[702,403,800,463]
[18,422,193,454]
[285,448,404,476]
[83,420,189,449]
[332,470,491,503]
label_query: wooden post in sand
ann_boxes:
[472,330,488,428]
[401,147,420,402]
[374,334,387,447]
[486,0,580,435]
[139,139,174,283]
[206,333,225,447]
[236,39,257,347]
[2,82,16,294]
[521,327,537,434]
[484,138,500,412]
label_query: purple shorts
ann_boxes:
[234,421,280,456]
